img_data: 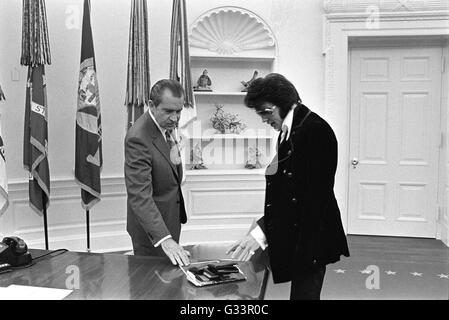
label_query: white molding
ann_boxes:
[187,186,265,220]
[190,54,275,62]
[194,91,247,97]
[325,11,449,22]
[1,175,265,251]
[185,170,266,180]
[189,6,277,55]
[0,176,130,251]
[324,0,449,14]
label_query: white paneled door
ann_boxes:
[348,46,443,237]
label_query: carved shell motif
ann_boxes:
[190,8,276,55]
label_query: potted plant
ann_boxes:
[210,104,246,134]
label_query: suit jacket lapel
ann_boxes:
[267,104,312,176]
[145,113,180,182]
[292,104,312,131]
[277,104,310,148]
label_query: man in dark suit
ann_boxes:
[125,79,190,266]
[227,73,349,300]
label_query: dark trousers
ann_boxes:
[290,265,326,300]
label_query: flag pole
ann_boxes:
[77,0,101,254]
[86,209,91,252]
[43,205,49,250]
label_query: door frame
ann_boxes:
[323,4,449,245]
[347,42,443,237]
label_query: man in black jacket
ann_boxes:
[227,73,349,300]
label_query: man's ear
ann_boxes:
[148,100,156,112]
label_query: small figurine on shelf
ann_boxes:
[241,70,259,92]
[210,104,246,134]
[194,69,212,91]
[0,84,5,101]
[245,147,263,169]
[189,142,207,170]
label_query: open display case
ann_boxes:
[185,6,278,173]
[180,7,278,245]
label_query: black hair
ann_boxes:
[150,79,185,107]
[244,73,301,119]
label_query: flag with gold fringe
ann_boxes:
[169,0,196,129]
[125,0,151,130]
[75,0,102,211]
[170,0,196,183]
[22,0,51,217]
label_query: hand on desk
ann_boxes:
[161,238,190,266]
[226,234,261,261]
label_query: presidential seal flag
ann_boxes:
[23,65,50,215]
[75,0,102,210]
[0,113,8,216]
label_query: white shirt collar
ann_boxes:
[281,103,297,142]
[148,108,178,142]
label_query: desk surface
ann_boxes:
[0,249,269,300]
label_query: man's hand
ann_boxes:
[226,234,261,261]
[161,238,190,266]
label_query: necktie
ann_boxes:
[165,130,182,166]
[280,125,288,144]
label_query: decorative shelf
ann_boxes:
[185,7,277,179]
[190,55,275,63]
[189,134,273,140]
[194,91,246,97]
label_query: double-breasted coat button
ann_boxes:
[291,198,298,204]
[283,169,287,174]
[266,203,272,208]
[287,172,293,178]
[313,259,317,265]
[287,150,292,156]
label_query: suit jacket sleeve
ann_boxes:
[300,122,338,241]
[125,136,171,245]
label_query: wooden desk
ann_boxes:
[0,249,269,300]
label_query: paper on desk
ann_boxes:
[0,285,73,300]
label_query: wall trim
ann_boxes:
[2,174,263,251]
[324,0,449,15]
[325,11,449,22]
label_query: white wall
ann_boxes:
[0,0,326,251]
